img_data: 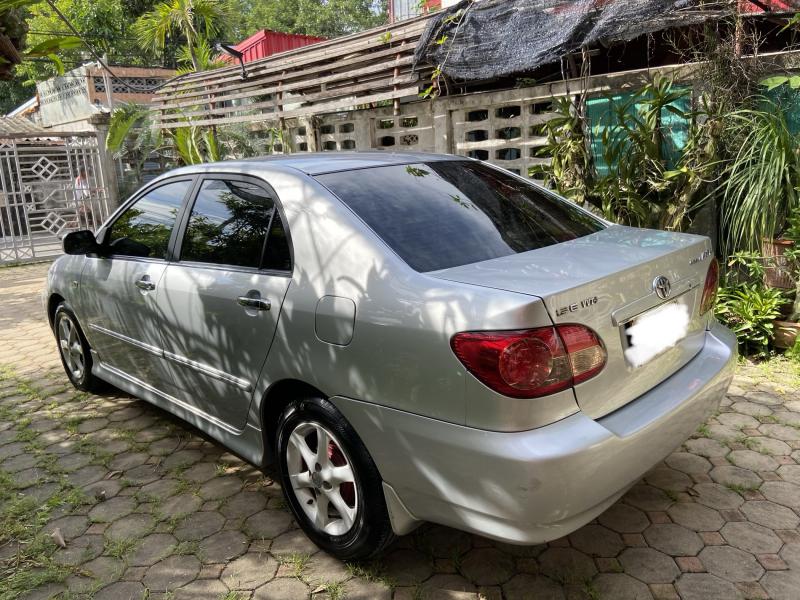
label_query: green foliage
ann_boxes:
[716,252,786,357]
[714,103,800,255]
[533,75,717,232]
[226,0,387,40]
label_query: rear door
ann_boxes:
[153,176,292,430]
[80,178,194,383]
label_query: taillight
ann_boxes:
[451,325,606,399]
[700,257,719,315]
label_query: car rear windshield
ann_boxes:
[316,160,606,272]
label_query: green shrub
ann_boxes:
[716,284,784,357]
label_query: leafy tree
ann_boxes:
[132,0,228,71]
[227,0,386,40]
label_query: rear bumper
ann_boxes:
[331,321,737,544]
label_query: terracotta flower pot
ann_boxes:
[762,238,796,289]
[773,319,800,350]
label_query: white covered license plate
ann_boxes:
[624,300,690,368]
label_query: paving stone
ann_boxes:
[666,502,724,532]
[645,467,692,492]
[158,492,203,520]
[707,423,741,443]
[108,452,149,472]
[776,464,800,484]
[503,573,565,600]
[148,437,181,456]
[122,464,161,485]
[730,402,773,417]
[709,466,762,488]
[128,533,177,567]
[181,461,218,483]
[173,579,229,600]
[343,576,392,599]
[382,548,434,586]
[52,534,104,566]
[46,515,89,540]
[594,573,654,599]
[221,551,278,590]
[698,545,764,582]
[253,577,309,600]
[744,437,791,456]
[457,547,515,586]
[84,479,123,501]
[93,581,145,600]
[55,452,92,472]
[537,547,597,584]
[199,529,248,563]
[138,477,180,500]
[220,491,268,520]
[760,423,800,440]
[728,450,779,472]
[88,496,136,523]
[674,573,744,600]
[269,528,319,556]
[772,411,800,427]
[82,556,124,584]
[243,509,293,539]
[741,500,800,529]
[569,524,624,557]
[720,522,783,555]
[105,513,156,541]
[174,511,225,541]
[161,449,204,470]
[623,484,673,512]
[643,524,703,556]
[66,464,108,487]
[619,548,679,584]
[666,452,712,475]
[598,503,650,533]
[760,569,800,600]
[718,413,760,429]
[692,483,744,510]
[143,554,200,591]
[760,481,800,510]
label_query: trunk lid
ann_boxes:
[430,225,714,419]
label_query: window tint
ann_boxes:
[107,180,190,259]
[262,212,292,271]
[317,161,605,272]
[181,179,274,268]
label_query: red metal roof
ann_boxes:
[222,30,326,64]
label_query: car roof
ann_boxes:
[171,152,466,177]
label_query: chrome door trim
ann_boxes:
[88,323,252,391]
[610,279,698,326]
[96,360,246,435]
[88,323,162,356]
[162,350,252,391]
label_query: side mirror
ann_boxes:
[63,230,100,255]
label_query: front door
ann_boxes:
[154,177,293,430]
[79,178,194,383]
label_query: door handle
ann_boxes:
[134,276,156,291]
[237,296,271,311]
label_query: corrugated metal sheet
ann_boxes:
[227,30,327,63]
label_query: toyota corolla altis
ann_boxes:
[45,153,736,560]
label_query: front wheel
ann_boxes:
[54,303,105,393]
[275,397,395,560]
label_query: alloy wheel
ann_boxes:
[286,421,358,536]
[57,314,85,381]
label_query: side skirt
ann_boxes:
[92,352,265,467]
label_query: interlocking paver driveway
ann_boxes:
[1,261,800,599]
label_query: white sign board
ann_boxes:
[37,66,93,128]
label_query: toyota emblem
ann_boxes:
[653,275,671,299]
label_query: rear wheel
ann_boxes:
[54,303,104,393]
[275,396,395,560]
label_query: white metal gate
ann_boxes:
[0,132,112,265]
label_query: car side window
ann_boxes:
[106,180,191,259]
[180,178,291,271]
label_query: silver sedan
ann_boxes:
[45,153,736,560]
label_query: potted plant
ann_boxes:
[771,214,800,349]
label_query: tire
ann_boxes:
[275,396,396,560]
[53,303,105,393]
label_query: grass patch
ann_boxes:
[277,552,311,579]
[695,423,711,438]
[173,540,200,556]
[322,581,345,600]
[345,559,394,588]
[104,537,137,559]
[726,482,762,495]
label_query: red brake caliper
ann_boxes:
[328,441,355,507]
